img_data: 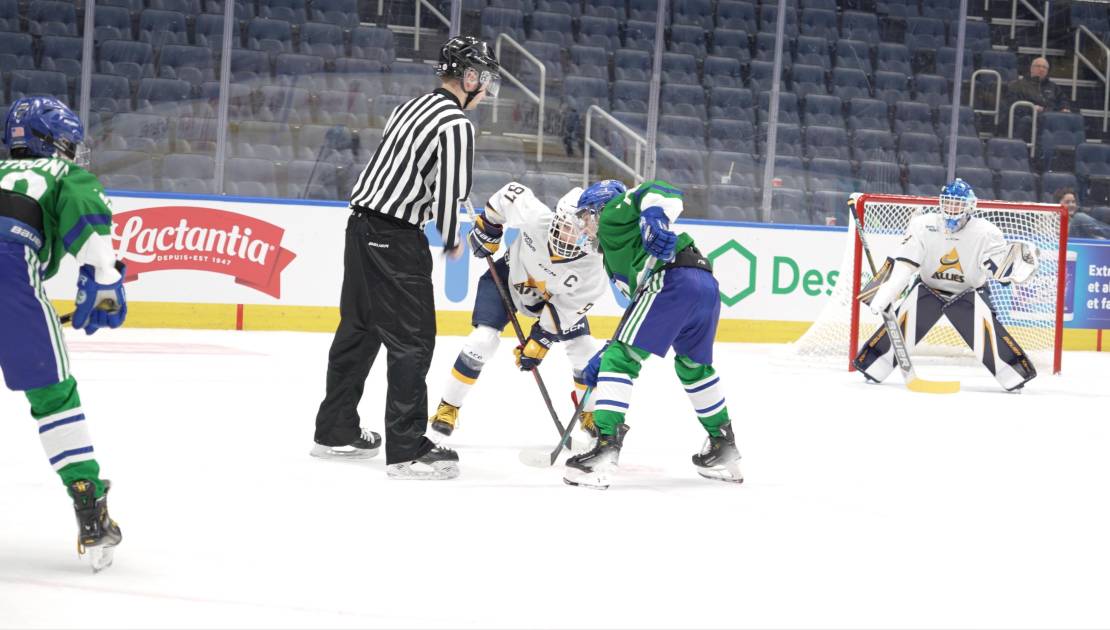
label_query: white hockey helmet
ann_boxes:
[548,186,595,258]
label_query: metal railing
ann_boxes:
[493,34,545,162]
[1072,24,1110,133]
[582,105,647,188]
[1011,0,1051,56]
[1008,99,1040,156]
[969,69,1004,126]
[414,0,450,51]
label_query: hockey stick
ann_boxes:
[462,200,568,442]
[849,199,960,394]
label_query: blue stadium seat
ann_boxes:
[529,12,573,47]
[259,0,308,25]
[614,49,651,81]
[877,43,911,74]
[231,49,272,82]
[708,185,759,222]
[791,64,828,101]
[893,100,934,134]
[28,1,77,37]
[94,6,134,43]
[905,164,946,195]
[328,57,388,93]
[879,0,921,17]
[136,78,194,116]
[90,74,133,116]
[913,74,949,110]
[673,0,715,30]
[519,40,563,91]
[195,14,238,49]
[812,189,850,225]
[996,170,1037,202]
[748,60,786,94]
[708,119,756,153]
[935,47,973,80]
[369,94,406,126]
[937,104,978,137]
[287,160,339,199]
[857,160,904,194]
[836,39,873,74]
[754,32,791,69]
[802,0,838,9]
[628,0,660,22]
[852,129,897,163]
[583,0,626,20]
[716,1,758,33]
[99,40,155,84]
[1040,172,1079,203]
[100,174,148,191]
[350,27,395,65]
[535,0,580,18]
[1038,112,1086,170]
[956,167,995,198]
[313,89,368,127]
[657,148,707,188]
[762,155,806,189]
[110,113,171,152]
[149,0,201,12]
[226,157,279,197]
[203,0,254,18]
[801,9,839,42]
[562,77,610,112]
[659,115,706,150]
[987,138,1032,172]
[300,23,345,60]
[976,50,1018,83]
[139,10,190,47]
[848,98,890,132]
[831,67,871,100]
[0,0,17,32]
[905,17,946,53]
[160,46,216,86]
[623,20,657,52]
[236,120,295,160]
[662,84,708,120]
[670,24,708,57]
[954,17,991,52]
[10,70,70,103]
[808,157,855,192]
[794,36,830,69]
[257,85,312,123]
[703,56,742,89]
[711,29,751,64]
[569,46,609,80]
[758,4,799,38]
[275,53,326,89]
[1076,143,1110,203]
[873,71,910,107]
[0,32,34,70]
[840,11,879,41]
[758,92,800,125]
[95,150,157,183]
[709,151,758,187]
[173,115,220,154]
[772,189,809,224]
[518,172,574,201]
[660,52,698,85]
[480,7,525,43]
[41,36,84,83]
[759,124,804,158]
[579,16,622,52]
[1070,2,1110,38]
[612,80,650,113]
[247,18,295,55]
[920,0,956,18]
[804,125,852,161]
[804,94,846,129]
[944,136,988,168]
[310,0,359,27]
[708,87,754,122]
[898,131,942,165]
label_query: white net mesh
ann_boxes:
[787,194,1065,373]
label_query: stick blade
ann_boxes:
[906,376,961,394]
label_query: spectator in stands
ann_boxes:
[1057,187,1110,239]
[1002,57,1071,139]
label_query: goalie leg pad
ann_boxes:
[941,288,1037,390]
[854,282,947,382]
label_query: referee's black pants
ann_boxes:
[315,211,437,464]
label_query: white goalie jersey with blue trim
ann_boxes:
[896,212,1018,294]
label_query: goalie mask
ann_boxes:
[548,187,596,258]
[939,178,976,233]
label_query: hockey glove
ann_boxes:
[468,214,503,259]
[514,322,558,371]
[640,206,677,262]
[72,261,128,335]
[581,342,608,388]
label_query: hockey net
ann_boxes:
[788,193,1067,374]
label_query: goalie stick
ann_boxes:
[849,198,961,394]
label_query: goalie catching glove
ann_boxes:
[514,322,558,371]
[988,240,1039,285]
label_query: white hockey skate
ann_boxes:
[310,428,381,459]
[386,444,460,480]
[692,423,743,483]
[563,424,628,490]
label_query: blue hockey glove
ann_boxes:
[581,342,608,389]
[514,322,558,371]
[468,214,503,258]
[639,206,677,262]
[72,261,128,335]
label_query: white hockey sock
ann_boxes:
[37,406,96,471]
[441,326,501,407]
[683,374,726,422]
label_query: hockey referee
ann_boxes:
[311,36,500,480]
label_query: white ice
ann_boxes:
[2,327,1109,629]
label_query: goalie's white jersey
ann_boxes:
[896,212,1010,294]
[483,182,608,335]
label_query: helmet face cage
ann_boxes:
[463,67,500,97]
[938,178,976,233]
[436,36,501,97]
[549,204,597,258]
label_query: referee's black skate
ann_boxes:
[69,479,122,573]
[563,423,628,490]
[387,444,460,480]
[310,428,381,459]
[692,422,743,483]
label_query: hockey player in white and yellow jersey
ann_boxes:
[855,179,1041,391]
[430,182,608,440]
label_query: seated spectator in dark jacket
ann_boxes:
[1057,188,1110,239]
[1003,58,1072,139]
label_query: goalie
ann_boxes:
[855,179,1039,392]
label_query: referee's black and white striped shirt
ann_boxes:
[349,88,474,251]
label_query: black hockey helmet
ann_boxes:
[435,36,501,105]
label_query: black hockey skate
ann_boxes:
[563,423,628,490]
[69,479,122,573]
[692,422,743,483]
[387,444,460,480]
[310,428,381,459]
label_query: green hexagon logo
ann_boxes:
[708,240,756,306]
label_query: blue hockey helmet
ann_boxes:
[939,178,976,233]
[2,97,87,165]
[577,179,627,214]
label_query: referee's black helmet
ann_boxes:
[435,36,501,97]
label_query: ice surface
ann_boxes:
[2,328,1108,629]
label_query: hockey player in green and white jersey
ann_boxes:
[563,179,742,489]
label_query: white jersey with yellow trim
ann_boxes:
[484,182,608,335]
[896,212,1009,294]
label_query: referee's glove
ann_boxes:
[468,214,503,258]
